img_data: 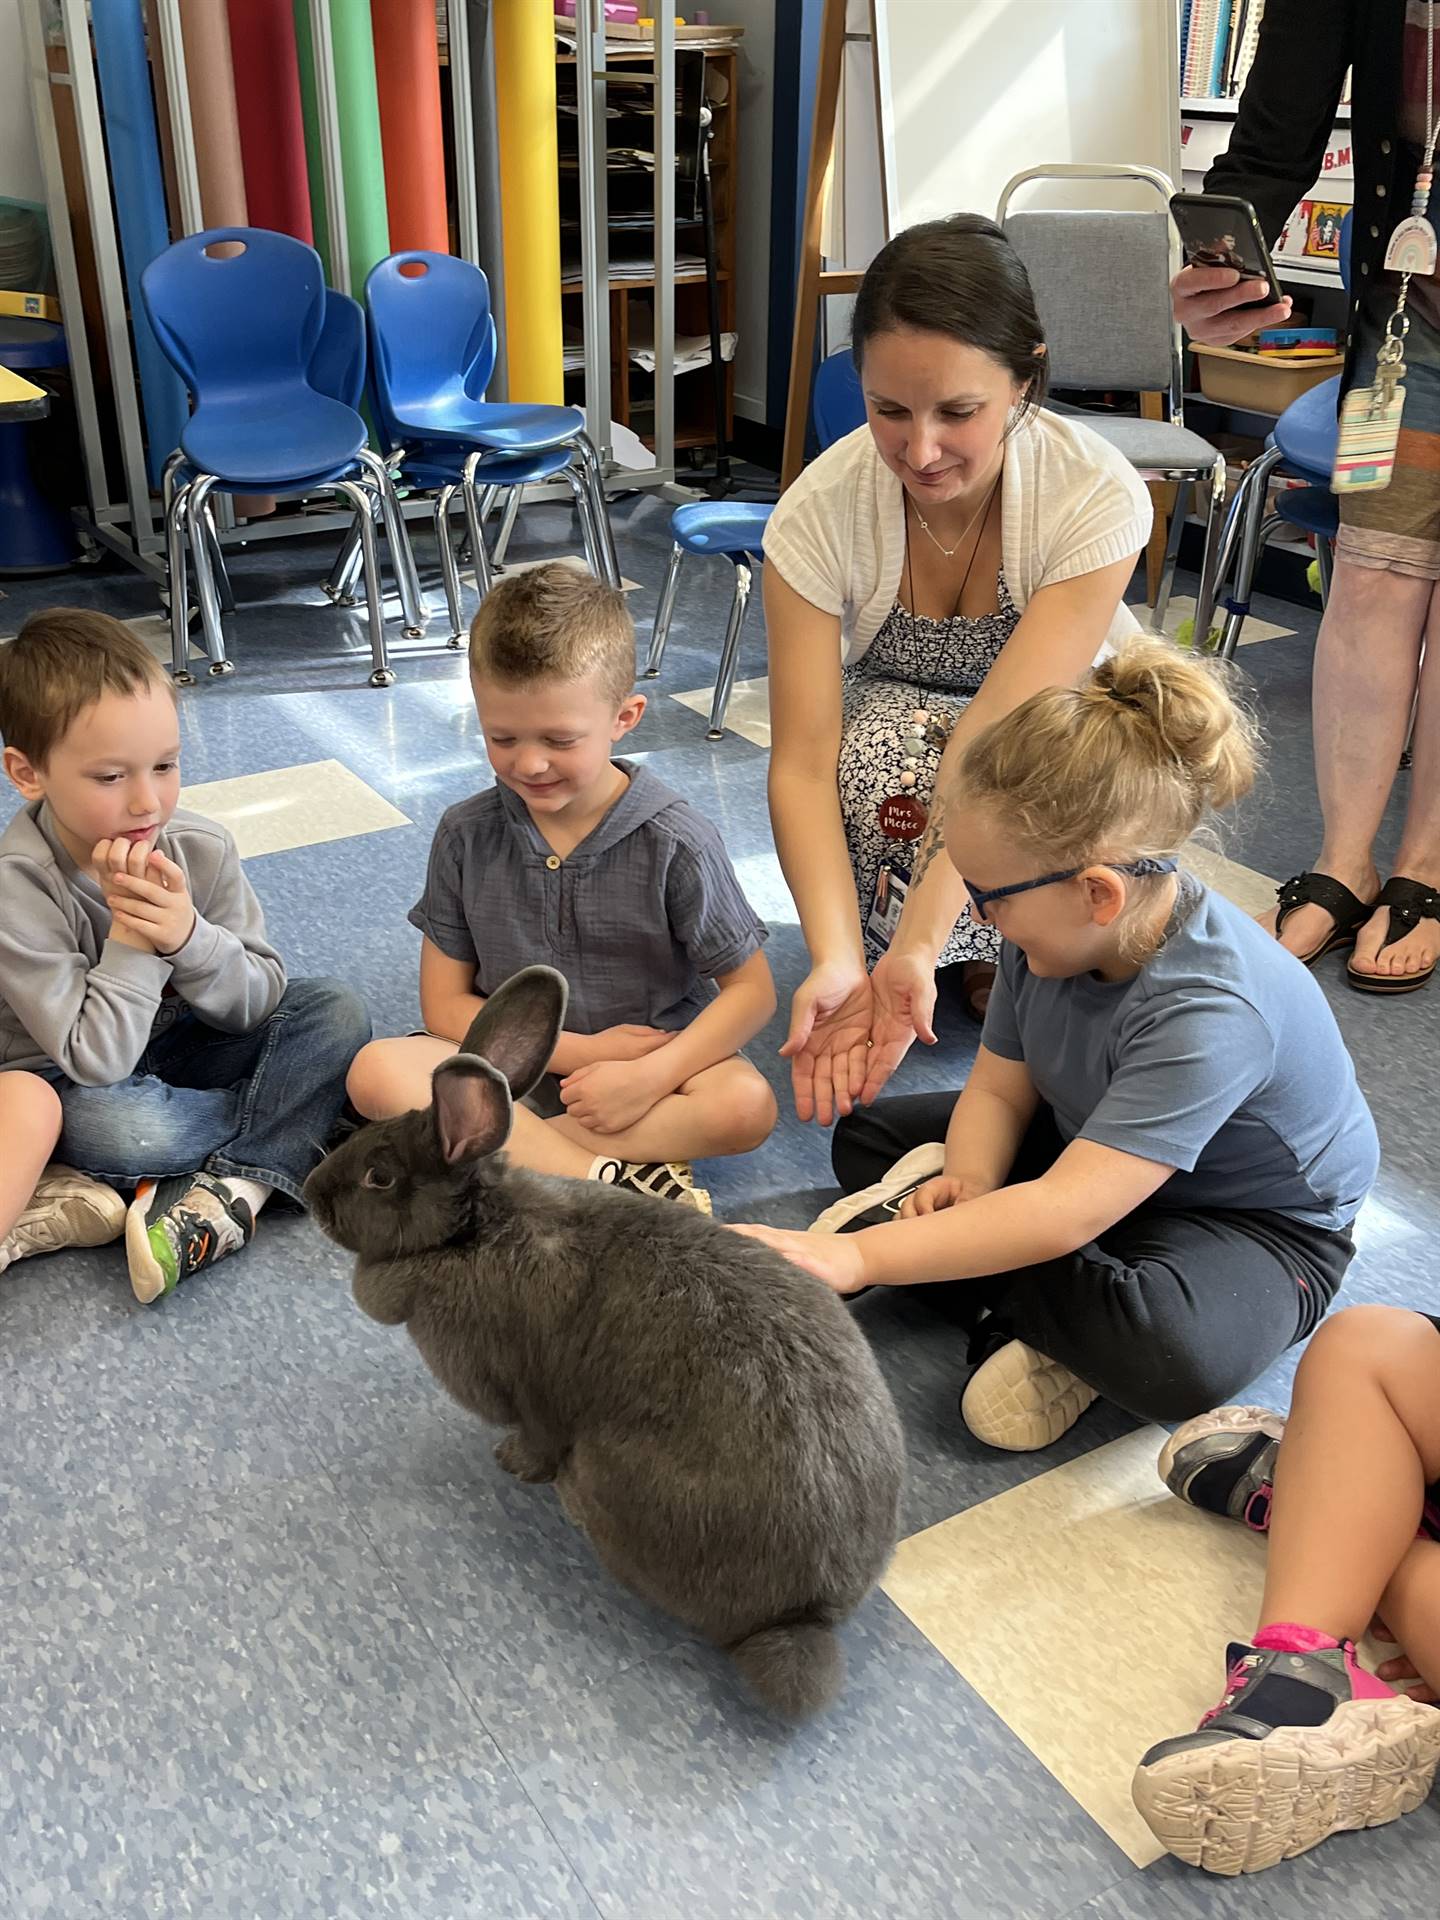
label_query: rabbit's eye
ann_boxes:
[361,1167,395,1192]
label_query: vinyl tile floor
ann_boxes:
[1,495,1438,1916]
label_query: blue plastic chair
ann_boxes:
[644,347,867,739]
[1210,214,1352,657]
[142,228,422,687]
[358,251,620,617]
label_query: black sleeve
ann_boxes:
[1204,0,1354,245]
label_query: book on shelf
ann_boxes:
[1181,0,1267,100]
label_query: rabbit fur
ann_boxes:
[304,965,905,1720]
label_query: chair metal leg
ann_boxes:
[435,485,465,645]
[1149,478,1190,634]
[184,474,233,676]
[1214,445,1281,661]
[203,506,235,614]
[1191,455,1227,656]
[646,543,685,676]
[461,452,497,603]
[358,449,425,636]
[165,479,196,685]
[564,465,600,577]
[707,558,753,740]
[1316,532,1334,605]
[493,484,522,567]
[325,520,364,605]
[333,478,393,685]
[576,431,621,587]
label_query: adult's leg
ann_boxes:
[1269,560,1428,960]
[1349,581,1440,981]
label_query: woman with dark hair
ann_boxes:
[763,213,1152,1125]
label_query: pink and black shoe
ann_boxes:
[1133,1627,1440,1875]
[1157,1405,1286,1531]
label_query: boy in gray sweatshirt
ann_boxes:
[0,610,369,1302]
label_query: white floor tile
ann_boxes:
[180,759,410,859]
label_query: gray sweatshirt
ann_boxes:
[0,802,286,1085]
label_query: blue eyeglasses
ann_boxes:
[963,858,1178,922]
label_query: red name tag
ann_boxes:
[876,795,928,840]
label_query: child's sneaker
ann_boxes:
[1132,1630,1440,1875]
[1158,1405,1286,1531]
[808,1141,946,1234]
[125,1170,255,1303]
[594,1157,712,1214]
[0,1165,126,1274]
[960,1337,1098,1450]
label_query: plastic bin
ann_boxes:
[1193,344,1346,414]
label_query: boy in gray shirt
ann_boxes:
[0,610,369,1302]
[347,563,777,1212]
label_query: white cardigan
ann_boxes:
[762,409,1154,665]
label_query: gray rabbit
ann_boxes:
[304,965,905,1719]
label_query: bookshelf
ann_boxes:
[555,47,738,456]
[1179,3,1353,295]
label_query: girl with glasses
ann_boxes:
[737,640,1378,1459]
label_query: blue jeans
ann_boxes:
[45,978,370,1204]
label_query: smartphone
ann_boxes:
[1169,192,1287,308]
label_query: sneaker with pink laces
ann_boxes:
[1132,1626,1440,1875]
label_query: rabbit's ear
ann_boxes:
[457,965,568,1099]
[432,1055,513,1163]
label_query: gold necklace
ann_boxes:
[909,466,1000,559]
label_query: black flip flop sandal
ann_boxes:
[1274,872,1373,967]
[1346,876,1440,995]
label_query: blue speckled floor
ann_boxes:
[1,492,1438,1917]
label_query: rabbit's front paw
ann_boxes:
[494,1431,558,1483]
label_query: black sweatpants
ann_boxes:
[832,1095,1354,1426]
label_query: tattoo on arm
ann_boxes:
[910,809,946,889]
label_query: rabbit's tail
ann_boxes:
[727,1615,844,1721]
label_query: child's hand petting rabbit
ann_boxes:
[305,965,906,1721]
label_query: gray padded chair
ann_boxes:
[997,164,1225,643]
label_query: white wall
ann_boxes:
[884,0,1180,230]
[716,0,774,424]
[0,0,43,204]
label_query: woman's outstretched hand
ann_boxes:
[781,960,874,1126]
[862,945,938,1105]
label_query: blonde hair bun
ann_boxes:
[954,638,1260,873]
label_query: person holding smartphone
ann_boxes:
[1174,0,1440,997]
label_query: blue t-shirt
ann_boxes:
[981,880,1378,1230]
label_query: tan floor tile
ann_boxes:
[670,675,770,748]
[1182,843,1278,918]
[180,759,409,859]
[1155,594,1299,648]
[883,1426,1388,1867]
[883,1427,1266,1866]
